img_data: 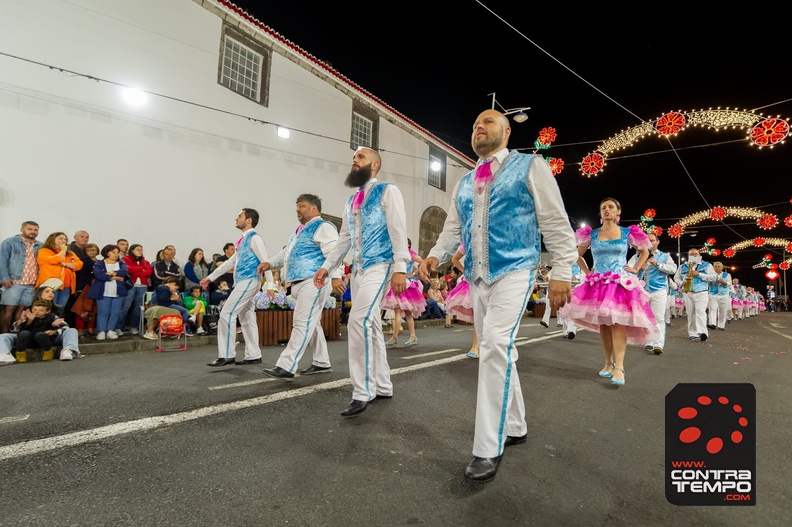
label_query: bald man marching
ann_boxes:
[420,109,577,483]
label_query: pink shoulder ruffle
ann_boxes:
[575,225,592,247]
[457,242,465,255]
[627,224,652,250]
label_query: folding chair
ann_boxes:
[156,314,187,352]
[138,291,154,336]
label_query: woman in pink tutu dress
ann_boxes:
[381,239,426,347]
[558,197,657,386]
[443,243,480,358]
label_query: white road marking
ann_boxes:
[208,377,278,390]
[0,333,564,462]
[400,348,461,359]
[0,415,30,425]
[759,322,792,341]
[515,332,564,345]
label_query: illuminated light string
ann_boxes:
[666,207,780,238]
[722,238,792,259]
[579,109,790,177]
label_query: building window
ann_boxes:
[428,148,446,192]
[350,100,379,150]
[218,25,271,106]
[351,113,372,150]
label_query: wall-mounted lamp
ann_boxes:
[277,126,290,139]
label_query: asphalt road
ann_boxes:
[1,313,790,526]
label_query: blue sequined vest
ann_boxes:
[457,153,541,282]
[346,182,394,271]
[285,220,333,282]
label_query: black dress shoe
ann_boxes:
[464,456,502,482]
[340,399,368,417]
[299,364,332,375]
[207,358,236,367]
[375,394,393,400]
[700,333,708,341]
[504,433,527,448]
[235,358,262,365]
[262,366,295,380]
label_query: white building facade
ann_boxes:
[0,0,472,260]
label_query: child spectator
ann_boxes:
[14,299,62,362]
[210,280,232,309]
[183,285,208,335]
[154,276,192,334]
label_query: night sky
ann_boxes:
[230,1,792,289]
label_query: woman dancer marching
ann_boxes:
[381,239,426,347]
[558,197,657,386]
[443,243,479,358]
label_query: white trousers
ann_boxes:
[347,263,393,402]
[707,294,730,329]
[644,289,668,348]
[684,291,709,338]
[216,277,261,361]
[275,279,331,373]
[666,294,674,323]
[471,269,532,458]
[562,316,577,336]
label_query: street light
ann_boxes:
[489,93,530,123]
[676,230,699,267]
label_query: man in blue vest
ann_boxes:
[629,232,677,354]
[314,148,409,418]
[419,109,578,483]
[674,248,716,341]
[201,208,275,366]
[260,194,344,379]
[707,261,732,330]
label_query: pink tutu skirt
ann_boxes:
[675,298,684,308]
[444,278,473,323]
[381,279,426,316]
[558,271,657,346]
[731,298,742,308]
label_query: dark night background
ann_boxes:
[231,1,792,291]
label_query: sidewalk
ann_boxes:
[73,316,452,356]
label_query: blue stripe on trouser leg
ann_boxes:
[471,269,534,458]
[347,263,392,402]
[219,278,255,359]
[283,284,325,373]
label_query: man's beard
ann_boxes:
[345,164,372,188]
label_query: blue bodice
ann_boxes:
[590,227,631,274]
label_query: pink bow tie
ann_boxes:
[351,189,364,214]
[474,159,493,193]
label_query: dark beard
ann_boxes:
[345,164,372,188]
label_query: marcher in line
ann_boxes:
[419,109,577,483]
[313,147,409,418]
[260,194,344,380]
[200,208,275,366]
